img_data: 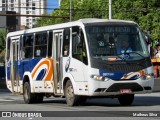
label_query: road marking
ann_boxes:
[0,99,14,102]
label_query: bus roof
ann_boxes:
[78,18,136,24]
[7,18,137,37]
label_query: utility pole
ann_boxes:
[18,0,21,30]
[109,0,112,19]
[70,0,72,21]
[5,0,7,11]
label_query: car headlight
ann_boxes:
[90,75,110,81]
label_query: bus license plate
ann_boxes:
[120,89,132,94]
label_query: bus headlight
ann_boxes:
[91,75,110,81]
[146,74,152,79]
[141,73,154,80]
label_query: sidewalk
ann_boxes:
[153,78,160,92]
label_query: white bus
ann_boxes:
[5,18,154,106]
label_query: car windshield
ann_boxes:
[85,24,149,61]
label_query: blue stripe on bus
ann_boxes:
[99,69,140,80]
[36,68,47,80]
[7,58,43,81]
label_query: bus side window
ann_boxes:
[23,34,33,59]
[48,31,53,57]
[81,32,88,65]
[34,32,47,58]
[72,33,82,61]
[63,28,70,57]
[72,31,88,65]
[19,36,23,59]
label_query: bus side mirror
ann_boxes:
[145,35,152,45]
[76,34,81,45]
[142,30,152,45]
[150,46,154,58]
[72,33,81,45]
[72,26,81,44]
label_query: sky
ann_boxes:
[47,0,59,14]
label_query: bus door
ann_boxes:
[53,31,63,94]
[10,37,20,94]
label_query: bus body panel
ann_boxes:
[6,57,55,93]
[67,58,85,82]
[22,58,54,93]
[62,72,89,95]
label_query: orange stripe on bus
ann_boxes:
[44,58,54,81]
[31,58,54,81]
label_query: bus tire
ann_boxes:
[118,94,134,106]
[23,82,36,104]
[65,80,80,106]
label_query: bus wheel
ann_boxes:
[65,80,80,106]
[23,82,36,104]
[118,94,134,106]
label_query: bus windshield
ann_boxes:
[85,24,149,61]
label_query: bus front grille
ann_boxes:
[94,83,143,93]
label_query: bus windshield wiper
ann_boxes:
[116,51,146,61]
[127,51,146,60]
[116,51,147,67]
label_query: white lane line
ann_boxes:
[0,99,14,102]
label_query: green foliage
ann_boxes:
[0,29,7,52]
[112,0,160,44]
[35,0,160,45]
[0,29,7,63]
[34,14,56,27]
[0,49,5,64]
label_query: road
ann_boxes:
[0,90,160,120]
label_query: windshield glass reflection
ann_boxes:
[86,24,149,61]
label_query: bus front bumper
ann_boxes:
[88,77,154,96]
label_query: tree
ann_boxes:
[35,0,160,46]
[34,14,56,27]
[0,29,7,64]
[112,0,160,44]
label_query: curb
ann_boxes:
[153,78,160,92]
